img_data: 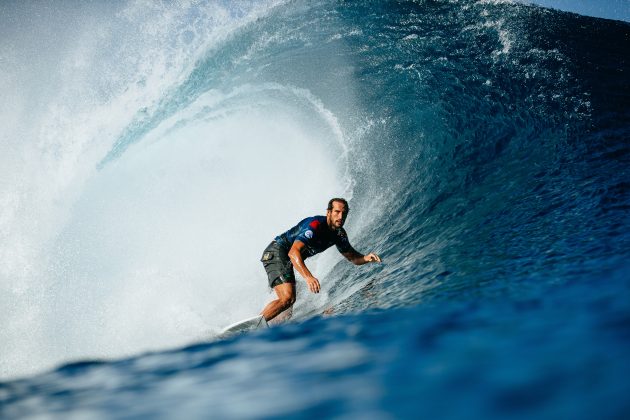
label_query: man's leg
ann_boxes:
[261,282,296,322]
[271,305,293,325]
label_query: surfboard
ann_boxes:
[220,314,268,337]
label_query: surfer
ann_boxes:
[260,198,381,323]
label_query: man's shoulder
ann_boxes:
[335,227,349,240]
[334,227,352,252]
[293,216,326,240]
[298,215,325,230]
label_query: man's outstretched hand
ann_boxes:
[305,276,321,293]
[364,253,382,263]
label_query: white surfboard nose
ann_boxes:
[220,315,269,337]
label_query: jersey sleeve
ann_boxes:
[335,228,353,253]
[294,218,320,245]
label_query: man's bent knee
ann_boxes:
[278,295,296,310]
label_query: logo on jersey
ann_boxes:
[305,230,314,239]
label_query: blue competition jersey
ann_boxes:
[275,216,353,258]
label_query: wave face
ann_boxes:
[2,0,629,418]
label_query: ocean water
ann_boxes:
[1,0,629,418]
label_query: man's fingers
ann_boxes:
[308,278,320,293]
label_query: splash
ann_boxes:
[0,0,358,380]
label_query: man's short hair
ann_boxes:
[327,198,349,213]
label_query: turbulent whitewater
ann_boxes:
[1,0,629,418]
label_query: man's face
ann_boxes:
[327,201,348,229]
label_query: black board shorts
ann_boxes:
[261,241,295,288]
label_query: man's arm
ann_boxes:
[342,247,382,265]
[288,240,321,293]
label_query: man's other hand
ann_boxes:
[364,253,381,263]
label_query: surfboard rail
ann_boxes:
[220,315,268,337]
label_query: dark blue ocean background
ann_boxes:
[2,0,629,418]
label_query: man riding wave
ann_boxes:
[260,198,381,323]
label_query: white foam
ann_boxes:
[1,0,355,381]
